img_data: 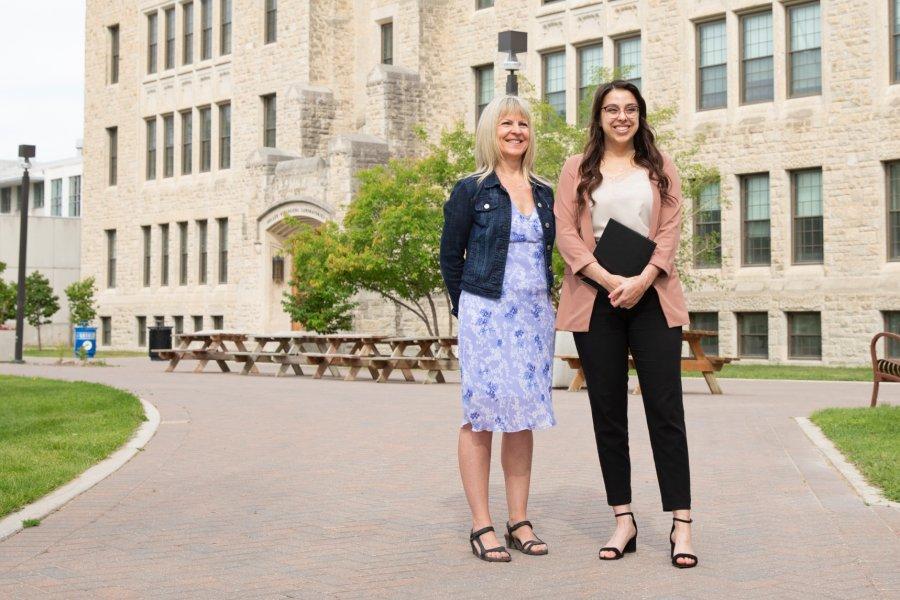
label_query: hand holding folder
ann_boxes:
[580,218,657,291]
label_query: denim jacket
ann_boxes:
[440,171,556,316]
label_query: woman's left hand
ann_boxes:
[608,276,650,309]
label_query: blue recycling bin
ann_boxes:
[74,326,98,358]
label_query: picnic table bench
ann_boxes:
[156,330,256,374]
[557,330,735,394]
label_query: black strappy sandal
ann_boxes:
[504,520,548,556]
[670,517,698,569]
[598,512,638,560]
[469,526,511,563]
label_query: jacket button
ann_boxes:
[546,244,551,250]
[483,203,490,209]
[537,202,543,208]
[544,222,549,228]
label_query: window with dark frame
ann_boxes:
[220,0,232,55]
[183,2,194,65]
[698,19,727,110]
[217,217,228,284]
[68,175,81,217]
[689,312,719,356]
[381,22,393,65]
[32,183,43,209]
[885,311,900,358]
[212,315,224,330]
[154,315,165,327]
[888,161,900,260]
[0,189,10,213]
[615,35,642,90]
[198,219,208,284]
[108,127,118,185]
[181,110,193,175]
[543,50,566,118]
[477,0,494,8]
[163,114,175,177]
[106,229,117,288]
[475,65,494,123]
[788,312,821,359]
[788,2,821,97]
[199,106,211,172]
[147,12,158,74]
[193,315,204,331]
[174,315,184,334]
[791,168,823,264]
[201,0,212,60]
[164,7,175,69]
[101,317,112,346]
[178,221,188,285]
[741,173,771,265]
[160,223,170,286]
[263,94,277,147]
[137,316,147,347]
[738,312,768,358]
[265,0,277,44]
[109,25,120,83]
[146,117,157,180]
[142,225,152,287]
[51,179,62,216]
[219,102,231,169]
[578,43,603,125]
[272,255,285,283]
[741,10,774,103]
[694,181,722,267]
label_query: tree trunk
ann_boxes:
[37,325,42,351]
[426,294,440,337]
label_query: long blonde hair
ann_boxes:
[472,95,548,186]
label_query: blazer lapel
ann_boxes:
[648,173,662,239]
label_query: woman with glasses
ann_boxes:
[554,80,697,568]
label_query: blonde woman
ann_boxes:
[440,96,556,563]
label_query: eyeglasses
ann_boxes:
[601,105,640,118]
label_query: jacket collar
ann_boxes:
[482,170,551,194]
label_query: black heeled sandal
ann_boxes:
[598,511,637,560]
[504,520,548,556]
[670,517,698,569]
[469,526,511,563]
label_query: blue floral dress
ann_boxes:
[458,204,557,432]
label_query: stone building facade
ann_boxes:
[83,0,900,365]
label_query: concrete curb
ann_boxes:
[795,416,900,509]
[0,396,161,542]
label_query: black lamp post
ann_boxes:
[13,144,35,364]
[498,31,527,96]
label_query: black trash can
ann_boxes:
[148,325,173,361]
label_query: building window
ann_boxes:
[265,0,277,44]
[888,161,900,260]
[32,183,43,209]
[788,312,821,359]
[147,11,158,74]
[741,10,774,103]
[199,106,211,172]
[146,117,157,180]
[142,225,152,287]
[885,311,900,358]
[164,7,176,70]
[381,22,393,65]
[694,181,722,267]
[894,0,900,83]
[193,315,204,331]
[212,315,224,330]
[51,179,62,216]
[689,312,719,356]
[220,0,232,55]
[137,316,147,347]
[178,221,188,285]
[263,94,276,147]
[741,173,771,265]
[475,65,494,123]
[577,43,603,125]
[183,2,194,65]
[173,315,184,334]
[217,217,228,284]
[68,175,81,217]
[160,223,170,286]
[201,0,212,60]
[272,255,285,283]
[109,24,120,84]
[101,316,112,346]
[181,110,193,175]
[198,219,208,284]
[615,36,641,90]
[0,189,10,213]
[792,168,823,264]
[163,114,175,177]
[107,126,118,185]
[738,312,768,358]
[106,229,117,288]
[219,102,231,169]
[697,19,727,110]
[477,0,494,8]
[543,51,566,119]
[154,315,165,327]
[788,2,821,97]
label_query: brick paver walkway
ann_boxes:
[0,359,898,599]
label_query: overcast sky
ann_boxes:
[0,1,86,162]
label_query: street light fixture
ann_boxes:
[498,31,527,96]
[13,144,35,364]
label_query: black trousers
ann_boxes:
[573,287,691,512]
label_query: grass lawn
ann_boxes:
[0,375,145,519]
[810,405,900,502]
[24,345,147,358]
[682,363,872,382]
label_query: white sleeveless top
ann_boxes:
[590,169,653,239]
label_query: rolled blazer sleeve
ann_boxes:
[648,154,683,278]
[439,179,472,317]
[554,155,597,275]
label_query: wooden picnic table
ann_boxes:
[303,334,389,381]
[241,332,331,377]
[557,329,735,394]
[380,336,459,383]
[156,330,257,374]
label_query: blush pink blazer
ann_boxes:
[554,152,689,332]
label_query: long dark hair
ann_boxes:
[575,80,672,222]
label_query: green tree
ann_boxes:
[24,271,59,350]
[64,276,98,326]
[0,262,16,324]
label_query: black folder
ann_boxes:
[580,218,657,290]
